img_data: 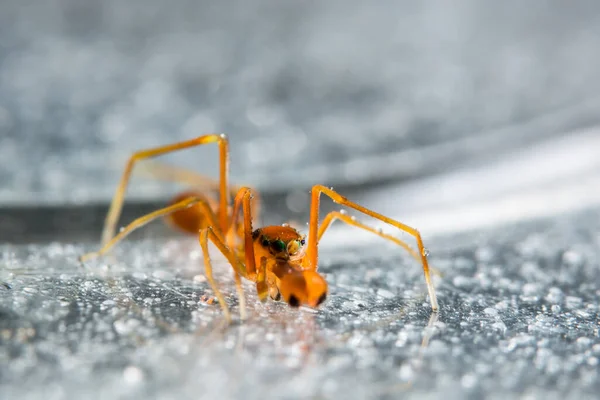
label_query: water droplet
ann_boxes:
[475,246,494,262]
[461,373,477,389]
[132,272,147,280]
[123,366,144,385]
[483,307,498,317]
[152,270,174,280]
[545,287,563,304]
[562,250,583,266]
[452,276,475,290]
[398,363,414,381]
[422,248,430,257]
[114,319,141,335]
[565,296,583,309]
[575,337,593,350]
[377,289,395,299]
[522,282,542,296]
[491,321,507,334]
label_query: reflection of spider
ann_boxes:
[80,134,439,322]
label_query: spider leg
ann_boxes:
[305,185,439,311]
[199,226,249,323]
[102,134,230,246]
[317,211,421,263]
[255,257,269,302]
[134,159,262,249]
[229,187,260,277]
[80,196,219,262]
[136,159,245,205]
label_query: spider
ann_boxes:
[80,134,439,322]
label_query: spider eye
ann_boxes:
[261,237,270,247]
[273,239,286,252]
[300,238,306,246]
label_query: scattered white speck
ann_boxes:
[545,287,563,304]
[475,246,494,262]
[152,270,174,280]
[562,250,583,266]
[452,276,475,289]
[484,307,499,317]
[123,366,144,385]
[522,283,541,296]
[376,289,395,299]
[461,373,477,389]
[575,337,593,350]
[492,321,507,334]
[398,363,414,381]
[565,296,583,309]
[132,272,147,280]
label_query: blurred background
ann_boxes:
[1,0,599,232]
[1,1,600,398]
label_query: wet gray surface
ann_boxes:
[2,1,600,399]
[1,206,599,400]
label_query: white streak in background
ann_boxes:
[320,126,600,246]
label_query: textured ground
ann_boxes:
[1,205,599,400]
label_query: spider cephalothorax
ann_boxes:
[250,225,326,307]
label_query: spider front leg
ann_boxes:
[304,185,439,311]
[229,187,262,292]
[80,196,219,262]
[198,226,250,323]
[80,195,249,322]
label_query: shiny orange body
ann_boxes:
[165,191,219,234]
[81,134,439,322]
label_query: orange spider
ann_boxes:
[80,134,439,322]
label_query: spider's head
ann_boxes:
[271,263,328,308]
[252,225,327,308]
[252,225,306,262]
